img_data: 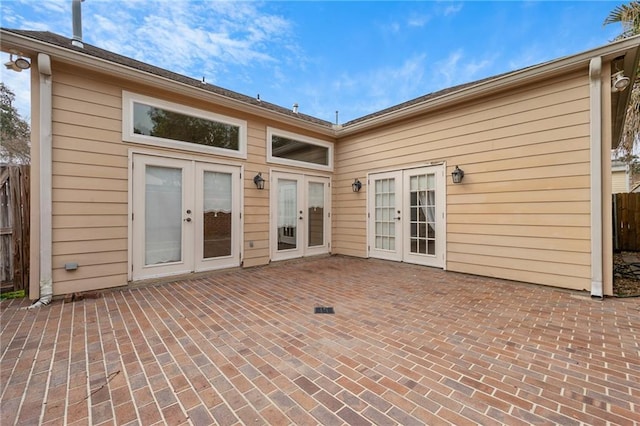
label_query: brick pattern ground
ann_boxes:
[1,256,639,425]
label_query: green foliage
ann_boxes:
[0,82,30,164]
[604,1,640,40]
[147,107,239,151]
[605,2,640,172]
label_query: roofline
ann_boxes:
[2,29,639,139]
[337,35,640,137]
[0,29,338,138]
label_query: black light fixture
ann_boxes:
[451,166,464,184]
[352,178,362,192]
[253,172,265,190]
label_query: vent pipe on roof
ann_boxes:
[293,103,299,114]
[72,0,84,48]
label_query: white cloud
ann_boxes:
[322,53,430,121]
[407,14,431,28]
[432,49,498,89]
[78,0,293,83]
[443,3,463,17]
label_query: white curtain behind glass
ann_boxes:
[278,180,297,227]
[203,172,231,213]
[145,165,182,265]
[418,191,436,235]
[308,182,324,209]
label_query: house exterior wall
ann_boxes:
[47,61,333,295]
[611,167,630,193]
[333,71,593,291]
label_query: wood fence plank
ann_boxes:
[614,193,640,252]
[0,165,30,293]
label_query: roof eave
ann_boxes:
[338,35,640,138]
[0,30,337,138]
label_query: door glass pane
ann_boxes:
[145,165,182,265]
[278,179,297,251]
[409,173,436,256]
[374,178,396,250]
[203,171,232,258]
[308,182,324,247]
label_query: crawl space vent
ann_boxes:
[314,306,335,314]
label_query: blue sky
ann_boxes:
[0,1,626,124]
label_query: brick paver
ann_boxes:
[1,256,639,425]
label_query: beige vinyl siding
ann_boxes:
[243,122,270,267]
[51,65,128,295]
[611,170,629,193]
[49,62,334,293]
[333,71,592,290]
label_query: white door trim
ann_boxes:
[270,171,331,261]
[368,165,445,268]
[130,153,242,281]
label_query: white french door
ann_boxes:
[271,172,330,261]
[368,166,445,268]
[132,154,241,280]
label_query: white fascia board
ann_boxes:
[338,35,640,137]
[0,30,336,138]
[2,30,639,139]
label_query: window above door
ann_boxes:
[267,127,333,171]
[123,91,247,159]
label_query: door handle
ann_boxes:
[184,217,192,222]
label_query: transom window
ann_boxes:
[123,91,247,158]
[267,127,333,171]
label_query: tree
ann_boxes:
[0,83,30,164]
[604,2,640,164]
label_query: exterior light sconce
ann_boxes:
[451,166,464,184]
[4,54,30,72]
[611,71,630,92]
[253,172,265,190]
[352,178,362,192]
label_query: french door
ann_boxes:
[368,166,445,268]
[131,155,241,280]
[271,172,330,261]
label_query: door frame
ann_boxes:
[270,170,331,262]
[367,164,446,268]
[128,150,244,281]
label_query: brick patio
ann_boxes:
[1,256,639,425]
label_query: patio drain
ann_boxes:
[314,306,335,314]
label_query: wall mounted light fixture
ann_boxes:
[253,172,265,190]
[451,166,464,184]
[4,54,30,72]
[352,178,362,192]
[611,71,631,92]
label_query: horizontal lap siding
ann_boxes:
[49,63,335,293]
[333,72,591,290]
[243,122,270,267]
[51,68,128,295]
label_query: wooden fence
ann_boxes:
[1,165,30,293]
[613,192,640,252]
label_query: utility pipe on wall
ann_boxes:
[589,56,603,299]
[29,53,53,309]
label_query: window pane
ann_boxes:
[203,172,232,259]
[134,102,240,151]
[145,165,182,265]
[308,182,324,247]
[278,179,297,251]
[272,135,329,166]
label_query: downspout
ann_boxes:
[29,53,53,308]
[589,56,603,299]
